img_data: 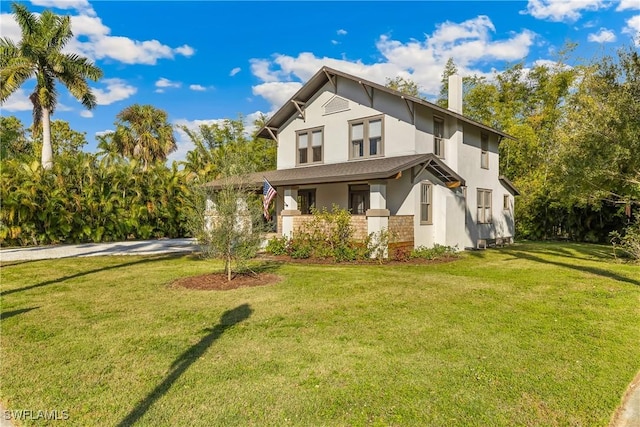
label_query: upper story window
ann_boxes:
[481,133,489,169]
[297,127,323,165]
[434,117,444,158]
[350,116,383,160]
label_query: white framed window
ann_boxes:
[350,116,383,159]
[434,117,444,158]
[297,127,323,165]
[481,133,489,169]
[420,183,433,224]
[503,194,510,211]
[477,189,492,224]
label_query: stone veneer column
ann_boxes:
[280,187,300,238]
[366,180,390,256]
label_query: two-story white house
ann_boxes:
[212,66,519,251]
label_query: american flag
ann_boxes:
[262,178,277,220]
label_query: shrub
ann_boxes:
[410,244,458,260]
[610,214,640,261]
[265,236,288,255]
[288,239,312,259]
[264,205,380,262]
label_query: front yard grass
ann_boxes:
[0,242,638,426]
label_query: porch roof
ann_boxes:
[499,175,521,196]
[205,154,465,189]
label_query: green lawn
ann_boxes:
[1,242,638,426]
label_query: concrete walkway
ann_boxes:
[0,238,198,263]
[611,371,640,427]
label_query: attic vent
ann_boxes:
[323,96,349,115]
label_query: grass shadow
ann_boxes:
[0,306,39,321]
[117,303,253,426]
[509,250,639,287]
[0,254,183,297]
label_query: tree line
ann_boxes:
[1,2,638,254]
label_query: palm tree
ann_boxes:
[111,104,177,171]
[0,3,103,169]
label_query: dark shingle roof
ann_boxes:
[205,154,465,189]
[499,175,521,196]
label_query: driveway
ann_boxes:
[0,238,199,262]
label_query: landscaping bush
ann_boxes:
[264,236,288,255]
[411,244,458,260]
[264,205,373,262]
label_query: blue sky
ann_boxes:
[1,0,639,162]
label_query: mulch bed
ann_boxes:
[171,272,282,291]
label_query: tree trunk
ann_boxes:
[226,254,232,282]
[41,108,53,170]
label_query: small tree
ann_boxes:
[185,128,266,281]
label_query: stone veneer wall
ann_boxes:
[288,215,368,240]
[389,215,414,245]
[279,215,413,248]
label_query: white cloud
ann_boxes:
[3,10,194,66]
[0,12,21,40]
[523,0,606,22]
[80,110,93,118]
[175,45,195,57]
[93,78,137,105]
[95,129,113,137]
[588,28,617,43]
[156,77,181,89]
[1,88,32,112]
[331,40,339,45]
[189,84,207,91]
[617,0,640,11]
[230,67,242,77]
[250,15,537,101]
[31,0,96,16]
[252,81,303,111]
[250,58,281,83]
[337,29,347,35]
[56,103,73,112]
[623,15,640,45]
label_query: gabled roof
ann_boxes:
[257,66,514,141]
[205,154,465,189]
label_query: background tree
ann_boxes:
[556,48,640,209]
[0,115,32,160]
[31,119,87,156]
[0,2,102,169]
[436,58,459,108]
[385,76,421,98]
[181,115,276,181]
[109,104,177,171]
